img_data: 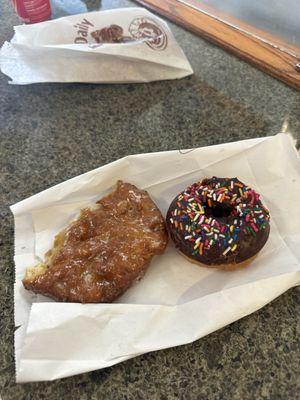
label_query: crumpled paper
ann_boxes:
[12,134,300,382]
[0,8,193,84]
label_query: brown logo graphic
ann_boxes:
[89,18,168,51]
[91,24,133,44]
[129,17,168,51]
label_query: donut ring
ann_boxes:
[166,177,270,268]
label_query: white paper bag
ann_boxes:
[0,8,193,84]
[12,134,300,382]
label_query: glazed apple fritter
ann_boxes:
[23,181,168,303]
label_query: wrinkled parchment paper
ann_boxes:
[12,134,300,382]
[0,8,193,84]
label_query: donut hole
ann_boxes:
[206,204,233,220]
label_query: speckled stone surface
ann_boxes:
[1,0,300,399]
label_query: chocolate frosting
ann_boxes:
[166,177,270,266]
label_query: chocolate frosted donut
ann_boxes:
[166,177,270,268]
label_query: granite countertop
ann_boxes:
[1,0,300,399]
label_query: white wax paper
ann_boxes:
[11,134,300,382]
[0,8,193,84]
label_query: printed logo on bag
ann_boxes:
[74,18,94,43]
[73,16,167,50]
[129,17,168,51]
[90,24,133,44]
